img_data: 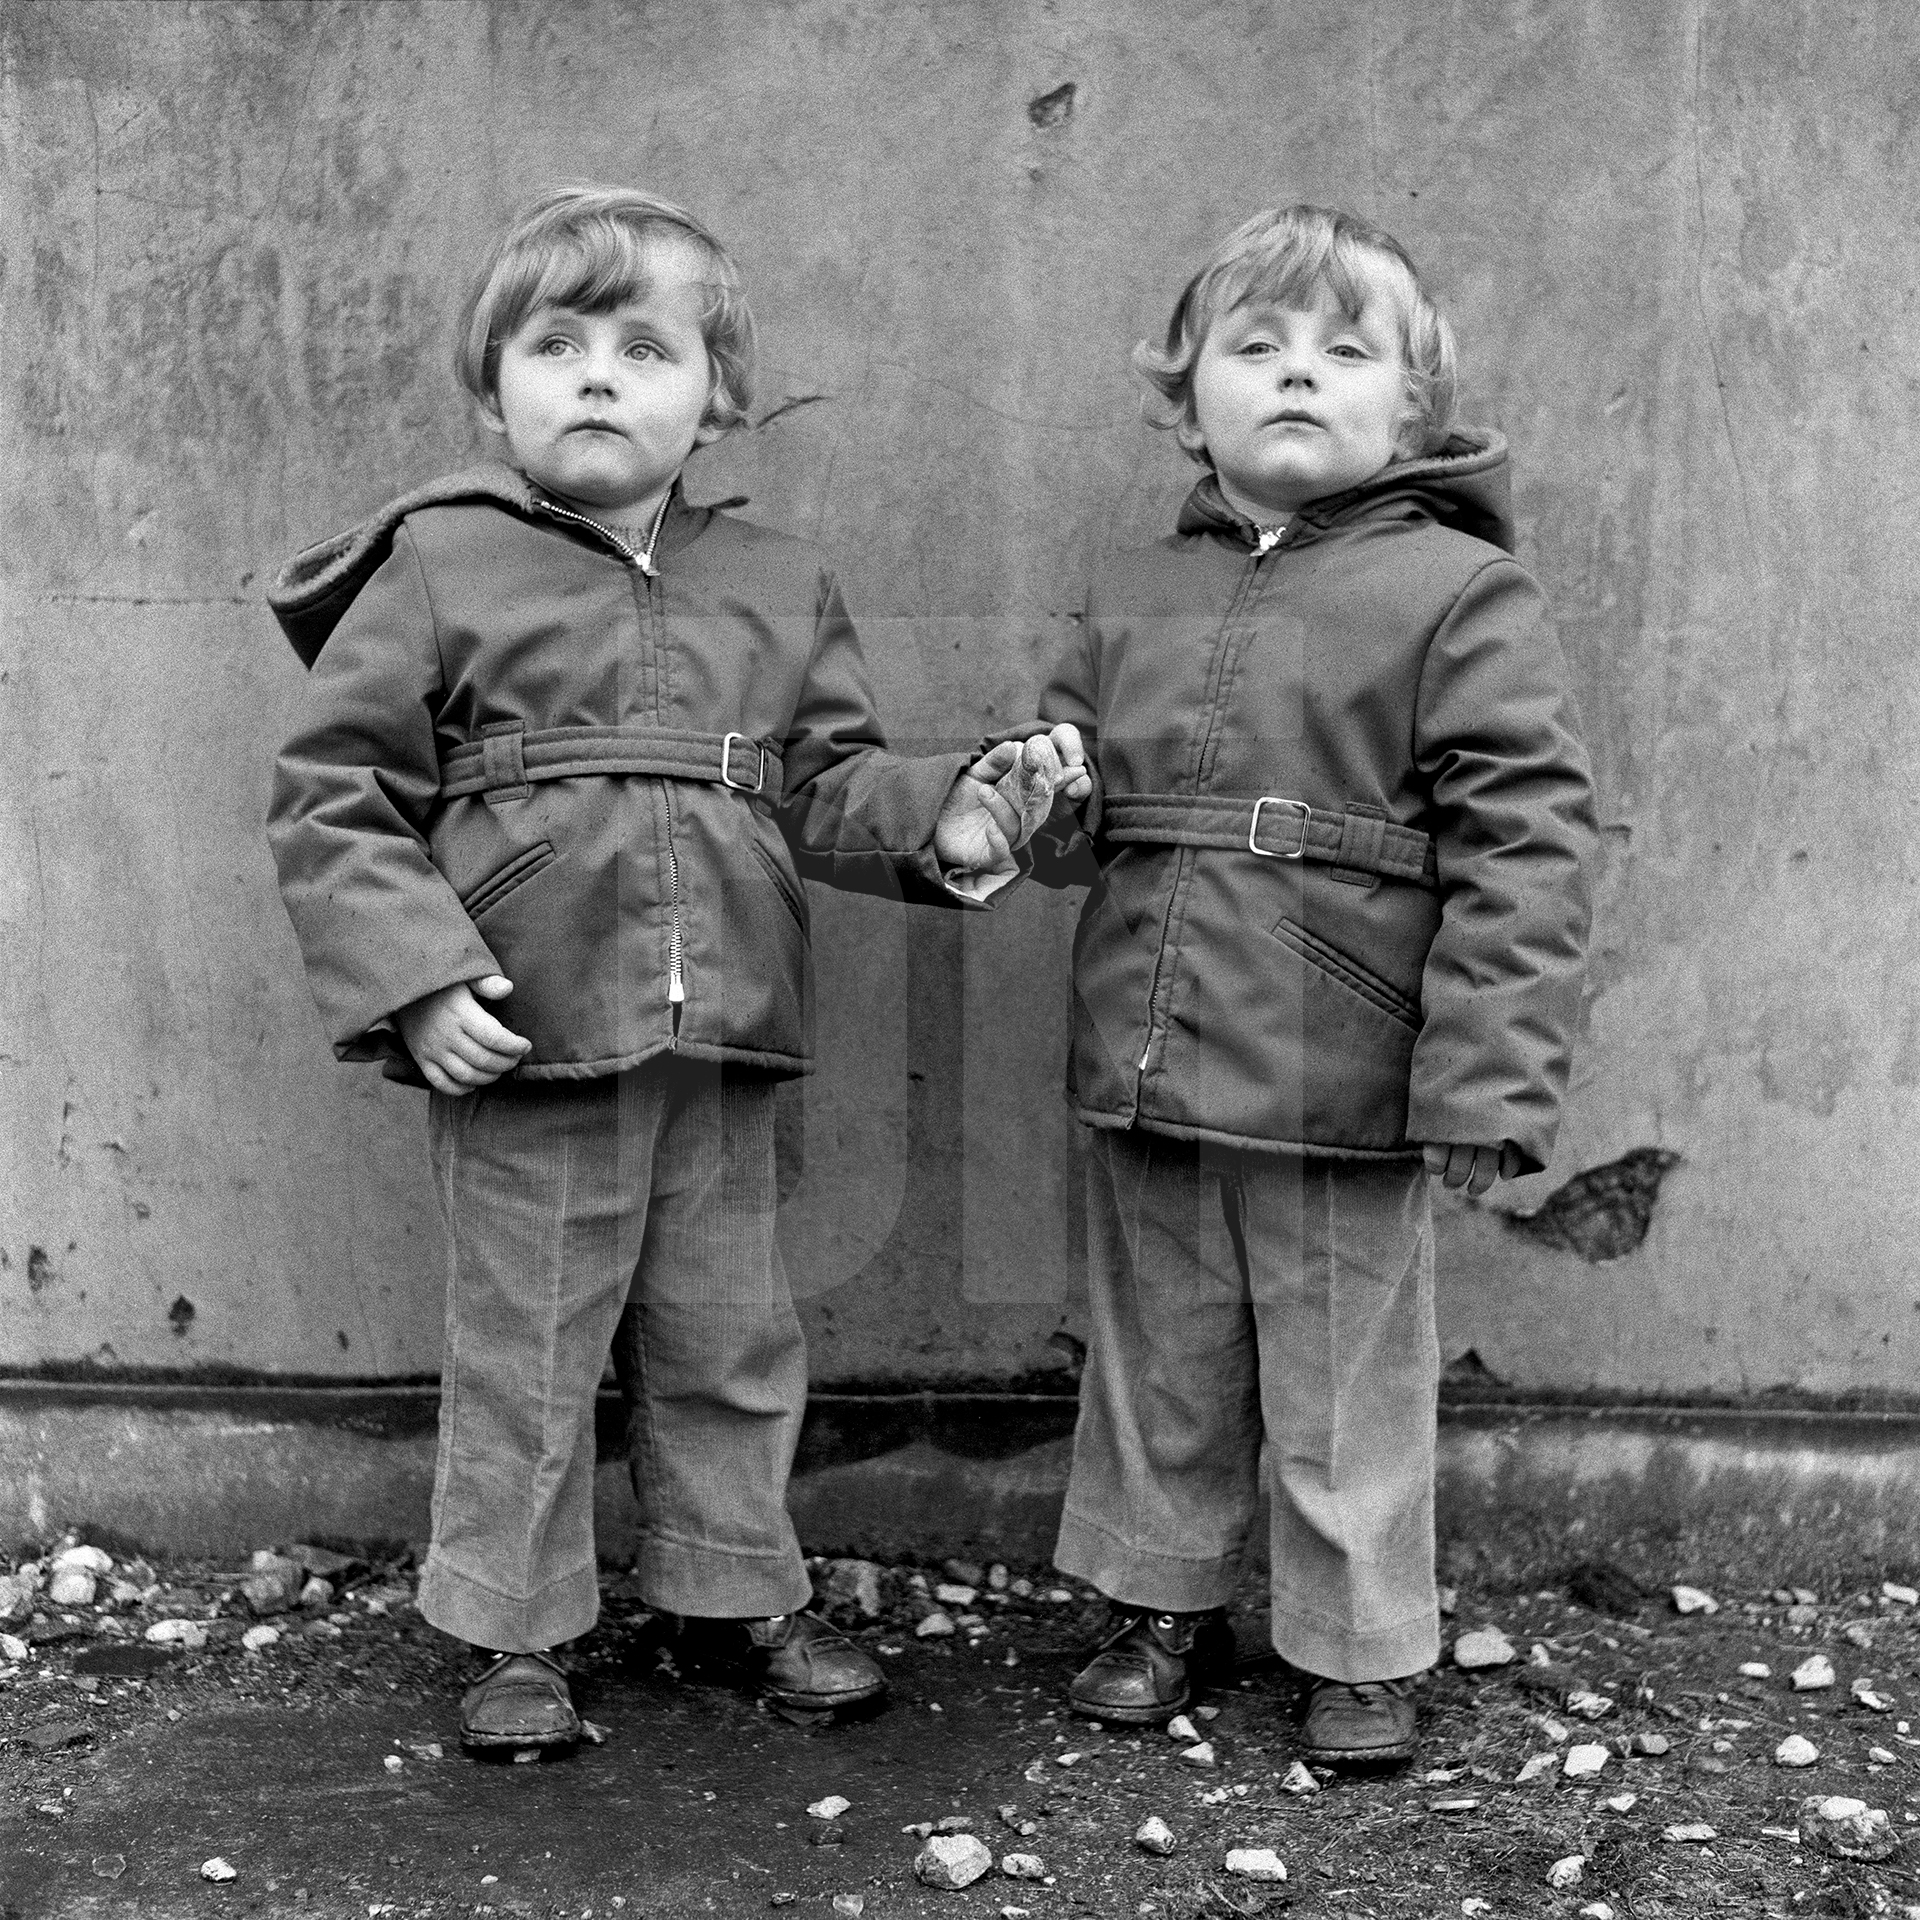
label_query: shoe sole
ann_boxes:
[1298,1739,1415,1770]
[459,1724,580,1751]
[1068,1690,1190,1725]
[764,1680,888,1712]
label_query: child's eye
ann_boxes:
[624,340,661,362]
[535,336,576,358]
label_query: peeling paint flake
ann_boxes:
[1027,81,1076,128]
[1504,1150,1682,1264]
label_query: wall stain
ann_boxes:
[26,1247,54,1294]
[1505,1149,1684,1264]
[1028,81,1076,128]
[166,1295,194,1336]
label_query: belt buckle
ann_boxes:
[720,731,766,794]
[1248,795,1310,858]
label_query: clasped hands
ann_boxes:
[933,723,1090,887]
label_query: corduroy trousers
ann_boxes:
[1055,1126,1441,1684]
[415,1061,813,1652]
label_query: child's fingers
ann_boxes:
[963,740,1024,784]
[1046,721,1087,767]
[458,1004,533,1056]
[443,1028,527,1074]
[1464,1150,1500,1197]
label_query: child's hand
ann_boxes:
[1046,722,1094,805]
[936,734,1068,874]
[395,974,533,1096]
[1422,1142,1525,1197]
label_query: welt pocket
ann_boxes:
[748,835,806,923]
[459,841,557,920]
[1270,916,1421,1029]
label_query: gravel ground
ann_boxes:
[3,1538,1920,1918]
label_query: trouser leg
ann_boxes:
[1054,1127,1263,1611]
[419,1074,663,1652]
[612,1062,812,1619]
[1240,1154,1439,1682]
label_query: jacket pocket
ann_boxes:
[460,840,557,921]
[748,834,807,927]
[1270,916,1421,1031]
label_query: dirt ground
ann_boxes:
[4,1536,1920,1920]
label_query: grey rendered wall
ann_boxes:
[3,1,1917,1393]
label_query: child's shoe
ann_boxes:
[1298,1675,1419,1770]
[458,1649,581,1750]
[1067,1607,1234,1724]
[682,1610,887,1712]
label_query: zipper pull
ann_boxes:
[668,972,684,1005]
[1253,526,1285,556]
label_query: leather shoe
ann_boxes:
[1068,1607,1234,1724]
[1299,1675,1419,1769]
[686,1610,887,1712]
[459,1650,580,1750]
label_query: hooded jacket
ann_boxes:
[1023,428,1597,1170]
[266,465,976,1083]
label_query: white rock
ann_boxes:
[1884,1583,1919,1606]
[1054,1751,1083,1768]
[807,1796,851,1820]
[240,1625,280,1652]
[1578,1905,1617,1920]
[1739,1662,1772,1678]
[1134,1817,1176,1856]
[1870,1746,1897,1764]
[1776,1734,1820,1767]
[383,1754,403,1774]
[0,1575,32,1624]
[1662,1822,1717,1843]
[1193,1705,1220,1722]
[144,1619,207,1650]
[200,1859,237,1883]
[1515,1753,1558,1784]
[934,1583,977,1607]
[1671,1585,1719,1614]
[1044,1589,1073,1603]
[1223,1848,1286,1882]
[0,1632,29,1663]
[1605,1792,1638,1812]
[1793,1655,1837,1691]
[51,1545,113,1577]
[1178,1741,1217,1768]
[915,1611,956,1639]
[1461,1904,1491,1917]
[1279,1760,1319,1795]
[999,1853,1046,1880]
[1854,1678,1893,1711]
[1546,1855,1586,1889]
[299,1576,333,1609]
[1452,1627,1517,1670]
[1530,1715,1570,1744]
[1567,1691,1614,1719]
[1165,1714,1200,1743]
[1563,1744,1609,1779]
[48,1570,95,1607]
[987,1564,1009,1591]
[831,1898,864,1918]
[1799,1794,1900,1861]
[914,1834,993,1889]
[1437,1585,1458,1616]
[1629,1732,1670,1756]
[1529,1642,1553,1666]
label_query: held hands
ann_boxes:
[935,724,1092,879]
[395,973,533,1096]
[1422,1141,1526,1198]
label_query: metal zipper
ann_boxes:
[528,490,682,1027]
[1133,526,1294,1087]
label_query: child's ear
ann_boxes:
[692,419,727,447]
[1174,411,1208,459]
[475,392,508,437]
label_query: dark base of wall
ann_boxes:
[5,1384,1918,1589]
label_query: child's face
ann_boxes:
[482,245,718,518]
[1181,282,1413,521]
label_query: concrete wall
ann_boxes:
[4,0,1918,1395]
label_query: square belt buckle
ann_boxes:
[1249,795,1310,858]
[720,731,767,794]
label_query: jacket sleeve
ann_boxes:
[1015,608,1104,889]
[266,523,500,1066]
[774,570,985,908]
[1407,559,1597,1174]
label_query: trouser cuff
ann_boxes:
[1272,1600,1439,1685]
[417,1552,600,1653]
[631,1530,812,1620]
[1054,1506,1242,1613]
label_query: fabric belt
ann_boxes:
[1099,792,1437,886]
[440,724,784,802]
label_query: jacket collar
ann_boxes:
[1174,425,1516,555]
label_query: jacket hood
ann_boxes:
[266,463,722,669]
[1175,424,1515,555]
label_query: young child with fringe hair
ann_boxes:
[1011,205,1596,1768]
[266,184,1082,1752]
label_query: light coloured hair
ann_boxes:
[454,184,754,433]
[1135,204,1457,462]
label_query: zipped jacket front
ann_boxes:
[266,465,974,1082]
[1024,430,1597,1170]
